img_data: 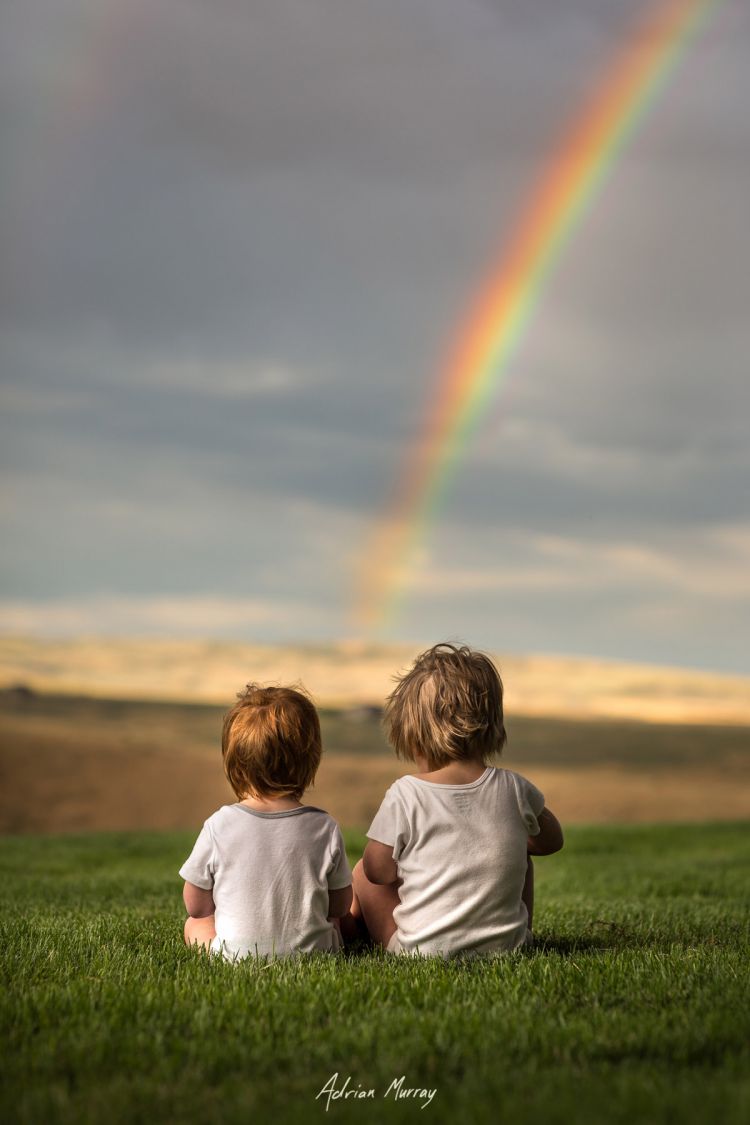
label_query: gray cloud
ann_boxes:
[1,0,748,669]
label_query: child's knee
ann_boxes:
[352,858,365,887]
[352,858,378,898]
[184,914,215,948]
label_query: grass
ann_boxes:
[2,822,749,1124]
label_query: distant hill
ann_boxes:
[0,635,748,725]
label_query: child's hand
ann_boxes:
[527,807,564,856]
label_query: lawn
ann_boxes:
[2,822,749,1124]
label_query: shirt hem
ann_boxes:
[178,869,213,890]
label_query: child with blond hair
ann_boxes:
[180,683,352,960]
[350,643,563,957]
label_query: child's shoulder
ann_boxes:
[386,767,536,803]
[293,805,343,832]
[202,803,340,831]
[199,803,240,833]
[489,767,543,802]
[390,766,523,789]
[493,766,530,784]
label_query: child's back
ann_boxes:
[179,683,352,960]
[351,643,563,957]
[181,801,351,959]
[368,765,544,956]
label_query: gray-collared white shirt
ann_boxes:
[179,804,352,960]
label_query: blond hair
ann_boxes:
[221,683,321,800]
[383,643,506,769]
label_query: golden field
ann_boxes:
[1,636,747,834]
[1,691,748,834]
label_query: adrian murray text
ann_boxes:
[316,1073,437,1110]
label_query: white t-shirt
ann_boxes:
[179,804,352,960]
[367,767,545,957]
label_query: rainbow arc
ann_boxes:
[355,0,723,631]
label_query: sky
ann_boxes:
[1,0,749,672]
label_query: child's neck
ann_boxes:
[413,755,488,784]
[239,792,303,812]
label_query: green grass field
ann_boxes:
[2,823,749,1124]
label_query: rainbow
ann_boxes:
[355,0,724,631]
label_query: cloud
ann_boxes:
[124,359,302,398]
[0,0,748,669]
[0,594,328,638]
[412,521,750,600]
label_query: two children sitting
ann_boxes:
[180,643,563,960]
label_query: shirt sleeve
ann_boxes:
[366,783,409,861]
[327,823,353,890]
[510,772,545,836]
[178,821,216,890]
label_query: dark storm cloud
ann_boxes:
[1,0,749,666]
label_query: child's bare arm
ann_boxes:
[362,840,399,885]
[327,885,353,919]
[183,880,215,918]
[527,807,564,856]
